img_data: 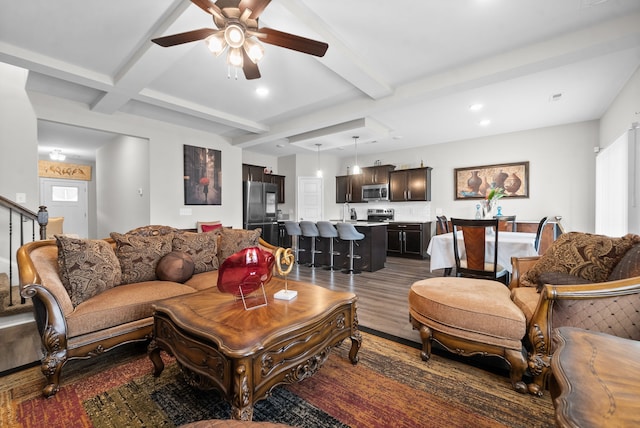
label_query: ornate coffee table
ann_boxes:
[148,277,361,421]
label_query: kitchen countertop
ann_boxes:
[328,220,390,226]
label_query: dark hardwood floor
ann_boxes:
[286,255,445,344]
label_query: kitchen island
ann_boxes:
[295,222,388,272]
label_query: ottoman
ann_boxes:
[409,277,528,393]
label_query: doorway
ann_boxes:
[40,178,88,238]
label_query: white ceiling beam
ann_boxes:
[232,11,640,148]
[267,0,393,100]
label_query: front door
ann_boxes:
[40,178,88,238]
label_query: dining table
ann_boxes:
[427,230,538,273]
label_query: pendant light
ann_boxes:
[315,143,323,177]
[352,136,361,174]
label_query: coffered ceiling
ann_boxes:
[2,0,639,161]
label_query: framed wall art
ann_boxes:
[38,160,92,181]
[454,161,529,200]
[184,144,222,205]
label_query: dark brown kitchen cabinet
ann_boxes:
[265,173,285,204]
[336,174,363,203]
[242,164,286,203]
[389,167,432,201]
[361,164,395,185]
[242,164,264,182]
[386,222,431,259]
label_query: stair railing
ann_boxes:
[0,195,48,307]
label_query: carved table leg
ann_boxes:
[349,329,362,364]
[231,362,253,421]
[147,339,165,377]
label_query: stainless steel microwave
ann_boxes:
[362,184,389,201]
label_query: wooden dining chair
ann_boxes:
[534,216,549,253]
[494,215,517,232]
[436,215,450,235]
[435,215,452,276]
[451,218,509,284]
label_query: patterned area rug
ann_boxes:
[1,332,555,427]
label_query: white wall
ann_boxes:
[27,92,244,232]
[0,64,39,210]
[333,121,599,232]
[97,135,150,236]
[0,64,39,276]
[600,65,640,149]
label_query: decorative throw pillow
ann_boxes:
[536,272,592,292]
[217,228,261,266]
[172,231,220,274]
[110,232,173,284]
[520,232,640,288]
[608,244,640,281]
[156,251,195,283]
[56,236,122,307]
[197,221,222,233]
[200,223,223,233]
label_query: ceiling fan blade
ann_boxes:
[239,0,271,19]
[242,49,261,79]
[191,0,225,21]
[259,28,328,57]
[152,28,217,47]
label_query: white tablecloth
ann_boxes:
[427,231,537,272]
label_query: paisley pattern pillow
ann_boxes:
[217,228,261,266]
[56,236,122,307]
[110,232,173,284]
[520,232,640,288]
[172,231,220,274]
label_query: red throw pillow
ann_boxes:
[201,223,223,232]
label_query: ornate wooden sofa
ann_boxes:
[17,225,277,397]
[509,232,640,395]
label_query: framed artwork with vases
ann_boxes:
[184,144,222,205]
[454,161,529,200]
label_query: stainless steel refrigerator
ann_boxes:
[243,181,279,246]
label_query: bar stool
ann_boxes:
[299,221,323,267]
[283,221,305,263]
[316,221,340,270]
[336,222,365,274]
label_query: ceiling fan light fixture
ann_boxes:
[244,38,264,63]
[206,32,227,56]
[224,24,245,48]
[228,47,244,67]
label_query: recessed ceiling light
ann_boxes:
[256,87,269,97]
[479,119,491,127]
[549,93,562,102]
[469,103,483,112]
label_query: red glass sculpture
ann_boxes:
[217,247,275,296]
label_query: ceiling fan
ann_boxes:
[151,0,329,80]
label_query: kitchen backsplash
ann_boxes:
[354,201,432,222]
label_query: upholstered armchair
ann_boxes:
[509,234,640,396]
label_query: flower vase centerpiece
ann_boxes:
[482,186,505,219]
